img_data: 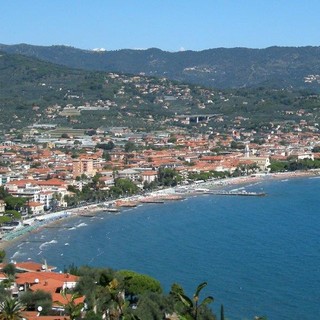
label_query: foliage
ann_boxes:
[124,142,137,153]
[3,197,26,211]
[116,270,162,299]
[2,263,16,277]
[177,282,214,320]
[20,290,52,315]
[96,141,115,151]
[269,159,320,172]
[0,297,24,320]
[57,290,84,320]
[4,210,21,220]
[4,44,320,91]
[110,178,139,196]
[132,292,174,320]
[0,250,6,263]
[0,187,10,200]
[158,168,182,187]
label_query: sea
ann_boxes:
[4,177,320,320]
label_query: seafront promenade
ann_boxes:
[0,170,318,248]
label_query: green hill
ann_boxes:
[1,44,320,90]
[0,51,320,135]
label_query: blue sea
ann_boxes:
[5,177,320,320]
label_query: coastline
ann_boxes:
[0,170,318,252]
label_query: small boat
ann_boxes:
[140,198,165,204]
[104,207,120,212]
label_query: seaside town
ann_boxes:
[1,58,320,320]
[0,121,318,319]
[1,104,320,238]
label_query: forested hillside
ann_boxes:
[1,51,320,134]
[2,44,320,90]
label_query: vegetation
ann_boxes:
[0,252,271,319]
[0,297,25,320]
[3,44,320,91]
[1,50,320,135]
[269,158,320,172]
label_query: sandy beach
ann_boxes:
[0,170,318,250]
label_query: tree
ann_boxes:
[56,290,84,320]
[104,278,128,320]
[4,196,26,211]
[158,168,182,187]
[103,151,111,161]
[177,282,214,320]
[113,178,139,195]
[96,141,115,151]
[0,187,9,200]
[124,141,136,153]
[2,263,16,277]
[0,297,24,320]
[116,270,162,304]
[20,290,52,315]
[0,250,6,263]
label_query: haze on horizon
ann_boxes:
[2,0,320,52]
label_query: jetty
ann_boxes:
[206,190,266,196]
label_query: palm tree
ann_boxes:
[56,290,84,320]
[0,297,24,320]
[104,278,128,320]
[178,282,214,320]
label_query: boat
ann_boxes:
[140,198,165,204]
[104,207,120,212]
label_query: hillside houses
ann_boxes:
[0,261,83,320]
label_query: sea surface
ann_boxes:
[5,177,320,320]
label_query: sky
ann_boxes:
[2,0,320,52]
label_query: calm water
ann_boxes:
[5,177,320,320]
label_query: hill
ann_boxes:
[1,44,320,90]
[0,50,320,135]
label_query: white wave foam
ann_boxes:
[76,223,87,228]
[11,251,20,259]
[39,240,58,250]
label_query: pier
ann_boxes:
[205,190,266,196]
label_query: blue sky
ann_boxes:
[2,0,320,51]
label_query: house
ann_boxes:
[12,261,56,273]
[27,201,45,215]
[9,265,84,317]
[141,170,158,184]
[117,168,141,182]
[0,200,5,214]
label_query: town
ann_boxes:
[1,87,320,238]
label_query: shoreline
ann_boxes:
[0,170,318,252]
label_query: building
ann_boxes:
[0,200,5,214]
[141,170,158,184]
[72,158,95,178]
[27,201,45,215]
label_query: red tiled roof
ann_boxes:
[14,261,56,272]
[21,311,70,320]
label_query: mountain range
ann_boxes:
[1,44,320,91]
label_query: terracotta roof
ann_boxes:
[142,171,158,176]
[28,201,44,207]
[16,271,78,286]
[30,278,63,293]
[14,261,56,272]
[21,311,70,320]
